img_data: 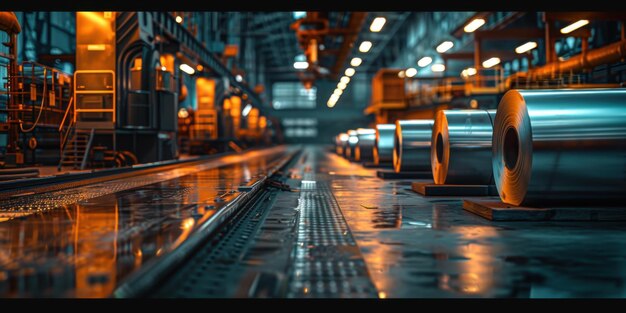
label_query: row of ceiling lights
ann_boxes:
[400,17,590,80]
[327,17,387,108]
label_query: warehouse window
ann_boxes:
[282,118,318,137]
[272,82,316,110]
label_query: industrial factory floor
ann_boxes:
[1,145,626,298]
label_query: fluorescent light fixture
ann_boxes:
[464,18,486,33]
[405,68,417,77]
[242,104,252,117]
[350,57,362,67]
[179,63,195,75]
[461,67,477,78]
[327,100,336,108]
[235,74,243,82]
[515,41,538,54]
[334,88,343,96]
[560,19,589,34]
[337,82,347,90]
[417,56,432,67]
[340,76,350,84]
[345,68,355,77]
[370,17,386,32]
[482,57,501,68]
[431,64,446,72]
[330,94,340,102]
[436,41,454,53]
[175,16,183,24]
[293,61,309,69]
[359,41,372,53]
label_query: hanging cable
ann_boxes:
[20,67,47,133]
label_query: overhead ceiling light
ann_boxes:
[293,61,309,70]
[405,68,417,77]
[370,17,386,32]
[461,67,477,78]
[327,100,336,108]
[359,41,372,53]
[242,104,253,117]
[482,57,501,68]
[340,76,350,84]
[338,82,347,90]
[196,64,204,71]
[431,64,446,72]
[179,63,195,75]
[330,93,340,102]
[515,41,538,54]
[398,70,406,78]
[436,41,454,53]
[175,16,183,24]
[463,18,486,33]
[560,19,589,34]
[350,57,362,67]
[235,74,243,82]
[345,68,355,77]
[417,56,432,67]
[334,88,343,96]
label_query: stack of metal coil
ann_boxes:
[373,124,396,165]
[393,119,434,173]
[355,128,376,163]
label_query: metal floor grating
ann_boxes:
[287,179,377,298]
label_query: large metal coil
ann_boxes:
[355,128,376,163]
[373,124,396,165]
[431,109,496,185]
[492,89,626,206]
[346,130,358,160]
[336,133,348,155]
[393,119,434,173]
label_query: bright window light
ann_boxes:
[179,63,195,75]
[482,57,501,68]
[560,20,589,34]
[464,18,486,33]
[436,41,454,53]
[350,57,362,67]
[370,17,386,32]
[417,56,432,67]
[345,68,355,77]
[431,64,446,72]
[340,76,350,84]
[515,41,538,54]
[293,61,309,69]
[405,68,417,77]
[359,41,372,53]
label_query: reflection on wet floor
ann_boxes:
[320,149,626,298]
[0,147,288,297]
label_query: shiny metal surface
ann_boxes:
[431,110,496,185]
[0,146,292,297]
[336,133,348,155]
[356,128,376,163]
[373,124,396,165]
[493,89,626,206]
[393,119,434,173]
[347,130,358,160]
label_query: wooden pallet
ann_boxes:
[412,182,498,196]
[362,162,392,169]
[463,199,626,221]
[376,170,432,179]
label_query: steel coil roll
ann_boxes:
[431,109,496,185]
[393,119,435,173]
[346,130,358,160]
[373,124,396,165]
[336,133,348,155]
[493,89,626,206]
[355,128,376,163]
